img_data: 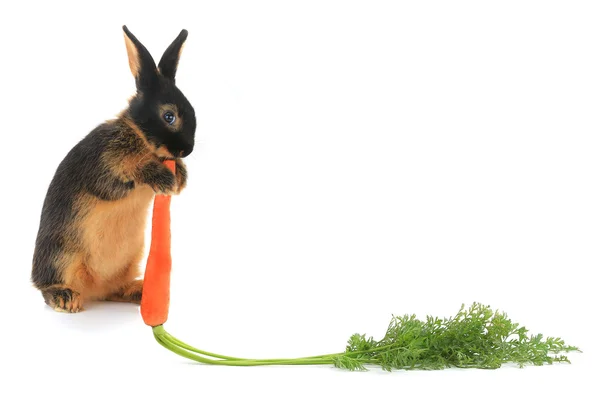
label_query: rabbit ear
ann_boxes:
[158,29,188,81]
[123,25,158,90]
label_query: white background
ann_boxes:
[1,1,598,398]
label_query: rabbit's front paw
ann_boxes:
[141,162,177,195]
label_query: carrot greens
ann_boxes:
[153,302,579,371]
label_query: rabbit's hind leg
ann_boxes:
[104,279,143,304]
[41,285,83,313]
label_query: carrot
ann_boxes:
[142,162,579,372]
[140,159,176,327]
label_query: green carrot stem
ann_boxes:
[158,326,398,363]
[154,330,335,366]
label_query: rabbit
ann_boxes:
[31,26,196,313]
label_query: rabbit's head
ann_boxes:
[123,25,195,158]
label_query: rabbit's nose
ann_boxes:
[180,146,194,158]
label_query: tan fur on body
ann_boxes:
[66,186,153,300]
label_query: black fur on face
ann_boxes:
[123,26,196,158]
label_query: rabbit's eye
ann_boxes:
[163,112,176,125]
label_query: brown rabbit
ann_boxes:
[31,26,196,312]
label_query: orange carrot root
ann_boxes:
[140,159,176,326]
